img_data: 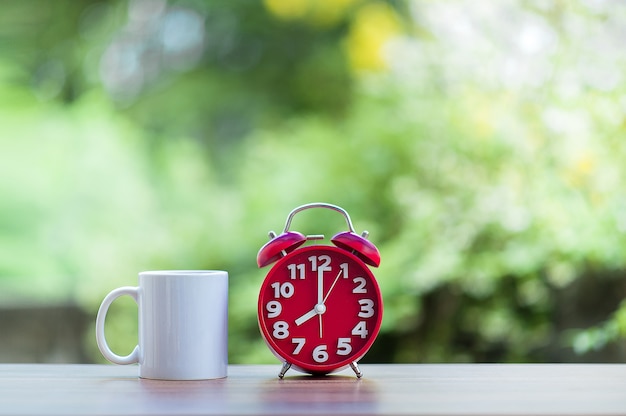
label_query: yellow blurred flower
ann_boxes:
[345,2,402,72]
[264,0,402,72]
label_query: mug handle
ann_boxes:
[95,286,140,365]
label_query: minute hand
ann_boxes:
[317,267,324,305]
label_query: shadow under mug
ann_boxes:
[95,270,228,380]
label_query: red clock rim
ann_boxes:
[257,244,384,374]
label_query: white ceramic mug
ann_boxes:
[95,270,228,380]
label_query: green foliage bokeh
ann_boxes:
[1,0,625,364]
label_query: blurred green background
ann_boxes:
[0,0,625,364]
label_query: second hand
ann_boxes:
[323,269,343,304]
[318,314,322,338]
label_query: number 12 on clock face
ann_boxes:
[257,245,383,375]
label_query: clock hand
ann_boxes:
[317,267,324,306]
[318,313,322,338]
[295,303,327,326]
[322,269,343,304]
[317,268,343,339]
[295,268,344,327]
[316,264,327,338]
[295,309,316,326]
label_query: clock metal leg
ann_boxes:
[278,362,292,379]
[350,362,363,378]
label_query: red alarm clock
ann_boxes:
[257,203,383,378]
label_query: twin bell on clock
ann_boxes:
[256,202,383,378]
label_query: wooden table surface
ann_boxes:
[0,364,625,415]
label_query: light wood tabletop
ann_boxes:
[0,364,625,415]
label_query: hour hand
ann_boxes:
[294,304,326,326]
[295,309,316,326]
